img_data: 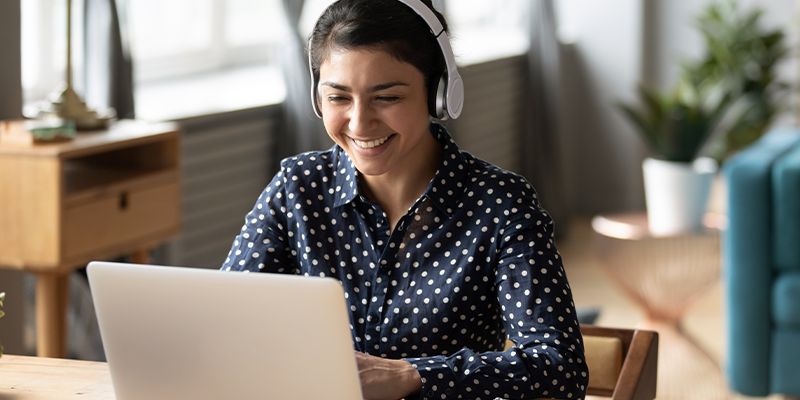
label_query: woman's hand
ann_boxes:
[355,351,422,400]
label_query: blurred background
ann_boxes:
[1,0,799,398]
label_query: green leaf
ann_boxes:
[620,0,788,163]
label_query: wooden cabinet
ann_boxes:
[0,120,181,357]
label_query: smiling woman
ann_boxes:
[318,48,437,223]
[220,1,588,399]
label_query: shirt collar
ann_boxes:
[332,123,470,216]
[424,123,470,217]
[332,146,361,208]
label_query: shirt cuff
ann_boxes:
[403,355,457,400]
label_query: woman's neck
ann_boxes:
[361,134,442,230]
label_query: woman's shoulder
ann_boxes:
[278,148,337,174]
[460,151,540,205]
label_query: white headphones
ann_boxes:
[308,0,464,120]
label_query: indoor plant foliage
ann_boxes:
[618,0,787,235]
[620,0,787,164]
[619,75,730,163]
[693,0,789,162]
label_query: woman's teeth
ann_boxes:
[353,135,391,149]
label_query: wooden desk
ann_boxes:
[0,355,113,399]
[0,120,181,358]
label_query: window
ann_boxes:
[21,0,531,119]
[301,0,531,64]
[445,0,530,64]
[128,0,286,83]
[21,0,70,108]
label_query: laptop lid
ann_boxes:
[87,261,362,400]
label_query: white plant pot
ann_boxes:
[642,157,718,236]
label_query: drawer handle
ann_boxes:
[119,191,129,210]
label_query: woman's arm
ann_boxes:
[404,205,589,399]
[221,159,296,273]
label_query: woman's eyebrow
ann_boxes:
[319,81,409,92]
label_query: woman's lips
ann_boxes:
[350,134,396,154]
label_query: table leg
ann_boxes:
[130,248,151,264]
[639,319,729,399]
[673,322,724,372]
[35,273,69,358]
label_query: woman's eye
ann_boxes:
[327,96,349,103]
[376,96,400,103]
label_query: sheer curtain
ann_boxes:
[278,0,327,162]
[81,0,134,119]
[74,0,134,361]
[0,0,26,356]
[0,0,22,120]
[523,0,568,231]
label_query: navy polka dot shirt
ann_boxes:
[222,123,588,399]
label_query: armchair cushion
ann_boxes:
[771,330,800,393]
[772,143,800,272]
[584,335,623,393]
[772,273,800,329]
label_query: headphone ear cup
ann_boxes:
[428,75,447,119]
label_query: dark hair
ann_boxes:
[309,0,449,93]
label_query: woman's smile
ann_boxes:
[350,133,396,154]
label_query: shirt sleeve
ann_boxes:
[220,159,296,274]
[404,205,588,399]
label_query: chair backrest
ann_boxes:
[505,325,658,400]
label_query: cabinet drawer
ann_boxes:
[63,182,180,260]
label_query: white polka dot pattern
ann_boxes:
[222,124,588,399]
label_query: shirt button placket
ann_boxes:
[371,216,414,352]
[369,216,411,354]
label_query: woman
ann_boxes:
[222,0,588,398]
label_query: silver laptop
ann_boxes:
[87,261,363,400]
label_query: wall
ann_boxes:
[556,0,648,214]
[648,0,798,93]
[164,107,279,268]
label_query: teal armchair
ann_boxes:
[724,128,800,396]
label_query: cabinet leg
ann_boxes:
[35,273,69,358]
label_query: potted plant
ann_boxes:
[619,76,728,235]
[619,0,787,235]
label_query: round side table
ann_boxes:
[591,212,723,325]
[591,212,727,398]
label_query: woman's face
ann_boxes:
[318,47,433,178]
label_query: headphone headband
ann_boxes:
[309,0,463,120]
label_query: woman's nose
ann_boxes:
[347,100,374,133]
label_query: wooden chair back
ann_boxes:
[505,325,658,400]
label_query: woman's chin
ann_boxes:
[353,161,392,178]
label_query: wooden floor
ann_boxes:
[560,217,780,400]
